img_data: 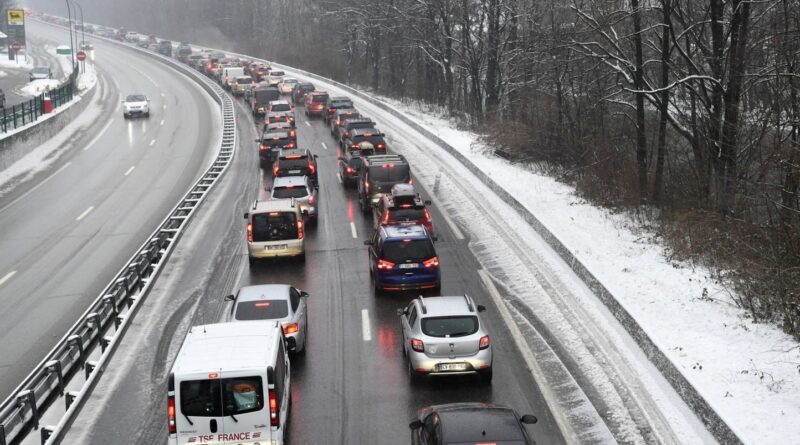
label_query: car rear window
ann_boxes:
[382,239,435,262]
[235,300,289,320]
[387,207,426,222]
[271,103,291,111]
[332,100,353,108]
[279,159,309,170]
[368,165,410,183]
[312,94,329,103]
[180,377,264,417]
[421,316,479,337]
[270,71,285,76]
[255,90,277,102]
[236,77,253,84]
[252,212,298,241]
[272,186,309,199]
[348,123,376,131]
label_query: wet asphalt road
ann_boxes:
[0,21,218,402]
[62,61,567,443]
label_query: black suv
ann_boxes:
[337,142,375,186]
[357,154,411,212]
[272,148,319,187]
[342,128,387,153]
[292,82,315,106]
[323,96,354,123]
[250,87,280,116]
[329,108,360,136]
[410,403,538,445]
[257,131,295,167]
[158,40,172,56]
[336,118,377,147]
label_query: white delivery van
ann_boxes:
[167,321,291,445]
[221,66,245,90]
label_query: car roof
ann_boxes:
[351,128,381,136]
[382,224,429,240]
[235,284,291,303]
[416,295,478,317]
[171,321,281,375]
[297,82,314,88]
[252,199,299,214]
[330,96,351,101]
[273,176,310,188]
[344,117,374,125]
[269,100,290,106]
[391,183,416,197]
[436,404,525,443]
[365,154,407,166]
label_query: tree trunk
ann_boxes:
[653,0,671,204]
[631,0,648,203]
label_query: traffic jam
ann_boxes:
[161,44,541,445]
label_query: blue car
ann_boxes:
[365,225,440,293]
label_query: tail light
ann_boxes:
[283,323,299,335]
[383,211,390,224]
[424,208,432,222]
[411,338,424,353]
[308,160,316,174]
[167,395,176,434]
[365,181,370,192]
[346,166,354,173]
[268,388,279,427]
[422,256,439,268]
[260,144,269,151]
[286,142,296,149]
[328,107,335,113]
[344,131,350,137]
[479,335,490,350]
[273,165,280,176]
[350,144,359,149]
[290,130,296,138]
[377,144,386,150]
[308,195,316,205]
[247,223,253,242]
[377,259,395,270]
[297,221,304,239]
[409,177,414,185]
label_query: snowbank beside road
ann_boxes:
[0,54,33,70]
[20,78,59,96]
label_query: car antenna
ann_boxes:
[464,294,474,313]
[419,295,427,315]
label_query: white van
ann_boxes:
[221,66,245,90]
[244,199,305,264]
[167,321,291,445]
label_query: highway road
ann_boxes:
[0,20,219,402]
[63,81,569,444]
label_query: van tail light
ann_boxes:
[365,181,370,192]
[308,195,316,205]
[297,221,304,239]
[377,259,395,270]
[308,160,316,174]
[328,107,335,113]
[383,211,390,224]
[377,144,386,150]
[346,166,354,173]
[247,223,253,242]
[167,395,177,434]
[268,388,279,427]
[411,338,424,353]
[422,256,439,268]
[273,165,280,176]
[479,335,490,350]
[283,323,299,334]
[260,144,269,151]
[409,177,414,185]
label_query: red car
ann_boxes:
[304,92,329,117]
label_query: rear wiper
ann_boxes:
[183,412,194,426]
[229,414,238,423]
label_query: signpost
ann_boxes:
[4,8,26,61]
[10,41,20,64]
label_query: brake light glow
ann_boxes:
[377,144,386,150]
[411,338,424,352]
[328,107,335,112]
[283,323,299,334]
[167,396,176,434]
[297,221,304,239]
[268,388,279,427]
[401,204,412,208]
[346,166,354,173]
[479,335,490,350]
[423,256,439,268]
[308,195,316,204]
[383,211,390,223]
[260,144,269,151]
[255,302,271,307]
[377,259,395,270]
[424,208,432,221]
[382,164,395,168]
[285,155,302,159]
[287,142,296,148]
[273,165,280,176]
[208,373,219,379]
[308,161,316,174]
[247,223,253,242]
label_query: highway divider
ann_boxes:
[0,33,236,445]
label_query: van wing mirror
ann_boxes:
[300,291,310,298]
[476,304,486,312]
[363,240,373,246]
[424,200,432,206]
[243,212,249,219]
[409,419,423,430]
[224,294,235,302]
[520,414,538,424]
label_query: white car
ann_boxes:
[267,70,285,86]
[225,284,309,353]
[278,77,298,94]
[122,94,150,118]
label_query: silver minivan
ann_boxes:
[244,199,305,264]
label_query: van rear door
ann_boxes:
[219,372,269,443]
[175,371,226,444]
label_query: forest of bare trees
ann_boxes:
[40,0,800,338]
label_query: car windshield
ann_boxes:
[126,95,146,102]
[312,95,329,103]
[251,212,298,241]
[254,90,276,102]
[270,71,285,76]
[180,376,264,417]
[236,77,253,84]
[234,300,289,320]
[332,100,353,108]
[271,103,291,112]
[382,239,435,262]
[272,186,308,199]
[421,316,479,337]
[369,165,410,183]
[300,84,314,91]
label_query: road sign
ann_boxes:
[77,51,86,61]
[11,41,21,53]
[7,9,24,26]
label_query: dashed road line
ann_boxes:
[361,309,372,341]
[321,142,328,150]
[304,121,311,127]
[0,162,72,214]
[76,206,95,221]
[350,221,358,239]
[124,166,135,176]
[149,139,156,147]
[0,271,17,287]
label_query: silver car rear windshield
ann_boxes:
[252,212,298,241]
[272,186,308,199]
[180,376,264,417]
[235,300,289,320]
[271,103,291,112]
[421,316,479,338]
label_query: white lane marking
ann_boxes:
[0,162,72,214]
[160,119,165,126]
[336,173,343,184]
[149,139,156,147]
[84,117,115,151]
[0,271,17,287]
[160,93,166,97]
[140,71,160,88]
[304,121,310,127]
[124,166,135,176]
[361,309,372,341]
[162,104,167,110]
[350,221,358,239]
[76,206,95,221]
[321,142,328,150]
[478,270,580,444]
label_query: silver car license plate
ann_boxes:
[288,169,301,174]
[437,363,468,372]
[266,245,288,251]
[399,263,419,269]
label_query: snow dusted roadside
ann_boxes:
[374,96,800,444]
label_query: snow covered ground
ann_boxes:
[0,53,33,70]
[373,95,800,444]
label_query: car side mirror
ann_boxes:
[243,212,249,219]
[432,235,438,242]
[520,414,538,425]
[424,200,432,206]
[313,154,319,159]
[255,139,260,143]
[300,291,309,298]
[363,240,373,246]
[476,304,486,312]
[223,294,235,302]
[409,420,423,430]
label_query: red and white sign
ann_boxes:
[10,41,21,53]
[76,50,86,61]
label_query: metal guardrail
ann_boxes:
[0,80,74,134]
[0,37,237,445]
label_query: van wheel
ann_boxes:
[248,256,255,267]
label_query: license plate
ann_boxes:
[437,363,468,372]
[399,263,419,269]
[288,169,301,174]
[266,245,288,251]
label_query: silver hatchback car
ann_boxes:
[399,295,492,385]
[225,284,309,353]
[270,176,318,222]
